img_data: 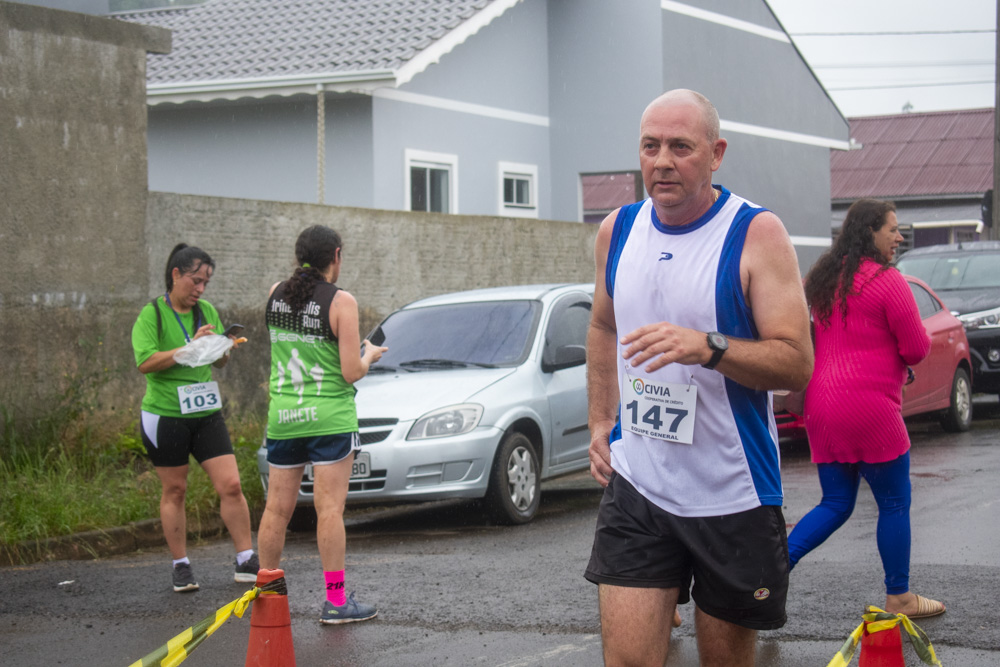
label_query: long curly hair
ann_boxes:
[284,225,342,313]
[805,198,896,326]
[164,243,215,292]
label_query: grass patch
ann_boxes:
[0,412,266,547]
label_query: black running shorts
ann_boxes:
[140,410,234,467]
[584,472,789,630]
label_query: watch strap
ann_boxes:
[702,347,725,370]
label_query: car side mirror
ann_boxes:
[542,344,586,373]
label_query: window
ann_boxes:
[908,282,941,320]
[405,149,457,213]
[542,295,592,371]
[580,171,644,223]
[375,300,541,368]
[498,162,538,218]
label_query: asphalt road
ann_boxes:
[2,397,998,666]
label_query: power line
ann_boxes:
[791,29,994,36]
[826,79,994,91]
[813,60,995,69]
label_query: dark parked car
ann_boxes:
[775,274,973,439]
[895,241,1000,396]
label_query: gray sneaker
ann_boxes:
[172,562,199,593]
[234,553,259,583]
[319,593,378,624]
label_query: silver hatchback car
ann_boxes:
[257,283,594,525]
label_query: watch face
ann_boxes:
[708,332,728,351]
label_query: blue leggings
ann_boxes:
[787,452,911,594]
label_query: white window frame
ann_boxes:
[405,149,458,214]
[498,161,538,218]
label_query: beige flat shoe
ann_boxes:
[889,593,946,619]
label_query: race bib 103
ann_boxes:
[177,381,222,415]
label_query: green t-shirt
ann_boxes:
[132,296,224,417]
[266,282,358,439]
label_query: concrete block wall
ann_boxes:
[0,2,169,429]
[145,192,598,415]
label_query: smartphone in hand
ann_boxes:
[368,326,386,347]
[224,324,245,338]
[361,325,385,356]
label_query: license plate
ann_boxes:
[351,452,371,478]
[304,452,371,481]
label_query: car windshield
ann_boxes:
[896,254,1000,291]
[371,300,540,370]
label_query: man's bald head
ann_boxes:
[641,89,720,143]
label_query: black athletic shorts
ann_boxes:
[584,472,788,630]
[140,410,234,467]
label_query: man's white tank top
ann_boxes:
[605,186,781,518]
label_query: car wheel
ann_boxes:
[287,506,318,532]
[484,432,540,525]
[940,367,972,433]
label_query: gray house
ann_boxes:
[117,0,848,266]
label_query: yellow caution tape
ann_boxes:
[127,586,261,667]
[827,605,942,667]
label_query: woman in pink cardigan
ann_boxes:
[787,198,945,619]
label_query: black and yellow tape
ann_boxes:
[127,578,286,667]
[827,605,942,667]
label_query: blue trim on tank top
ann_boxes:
[714,202,783,506]
[649,185,729,234]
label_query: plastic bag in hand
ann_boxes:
[173,334,234,367]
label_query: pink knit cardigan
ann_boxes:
[804,259,930,464]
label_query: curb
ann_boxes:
[0,511,262,568]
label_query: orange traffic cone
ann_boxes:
[858,620,904,667]
[246,568,296,667]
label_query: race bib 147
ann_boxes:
[622,376,697,444]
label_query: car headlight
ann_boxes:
[407,404,484,440]
[957,306,1000,331]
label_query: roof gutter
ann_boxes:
[147,69,398,105]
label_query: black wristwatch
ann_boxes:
[702,331,728,370]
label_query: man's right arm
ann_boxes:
[587,210,620,487]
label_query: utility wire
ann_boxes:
[826,79,994,91]
[813,60,994,69]
[791,29,994,36]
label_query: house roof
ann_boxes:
[831,108,994,202]
[114,0,520,105]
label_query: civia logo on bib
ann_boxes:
[754,588,770,601]
[632,379,645,395]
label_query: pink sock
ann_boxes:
[324,570,346,606]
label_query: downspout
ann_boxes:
[317,84,326,204]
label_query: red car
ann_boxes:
[774,275,973,440]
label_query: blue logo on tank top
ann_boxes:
[659,252,673,261]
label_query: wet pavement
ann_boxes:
[1,396,998,666]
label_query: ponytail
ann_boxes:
[284,226,342,313]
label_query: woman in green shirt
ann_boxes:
[131,243,258,593]
[257,225,386,624]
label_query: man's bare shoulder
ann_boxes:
[746,209,789,239]
[745,211,797,261]
[595,207,621,252]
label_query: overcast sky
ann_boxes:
[767,0,997,118]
